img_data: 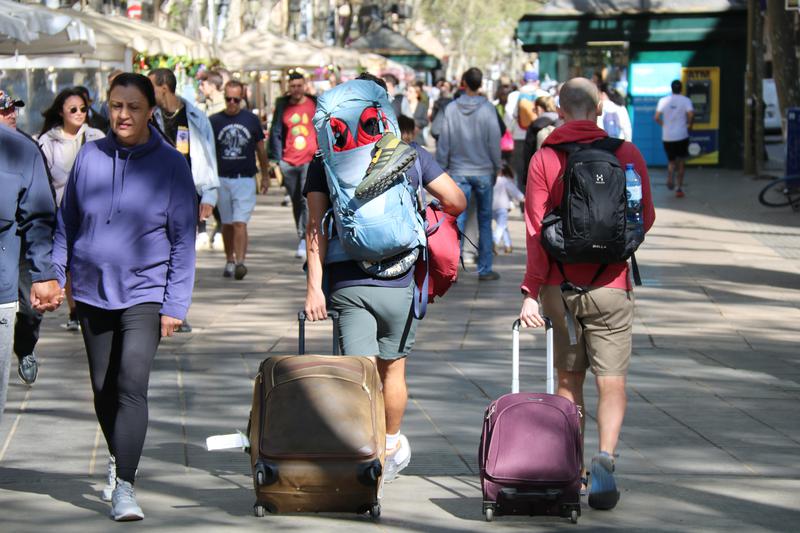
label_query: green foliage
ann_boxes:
[419,0,535,67]
[132,53,218,78]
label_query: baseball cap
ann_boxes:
[523,71,539,83]
[0,94,24,110]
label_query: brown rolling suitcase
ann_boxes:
[247,311,386,519]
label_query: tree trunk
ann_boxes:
[766,0,800,126]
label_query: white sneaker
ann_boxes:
[223,262,235,278]
[101,455,116,502]
[195,232,210,251]
[212,233,225,251]
[383,434,411,483]
[295,239,307,259]
[110,479,144,521]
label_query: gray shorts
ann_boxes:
[329,284,418,360]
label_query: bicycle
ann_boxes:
[758,175,800,211]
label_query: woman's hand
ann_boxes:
[161,315,183,337]
[305,287,327,322]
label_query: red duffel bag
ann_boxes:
[414,203,460,314]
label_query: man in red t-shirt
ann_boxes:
[268,71,318,259]
[519,78,656,511]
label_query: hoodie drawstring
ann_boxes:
[106,150,132,223]
[107,150,117,223]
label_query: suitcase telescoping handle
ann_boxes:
[298,310,340,355]
[512,317,554,395]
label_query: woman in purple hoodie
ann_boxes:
[52,73,197,521]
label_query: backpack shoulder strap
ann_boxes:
[591,137,624,153]
[549,142,584,155]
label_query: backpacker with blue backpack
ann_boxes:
[313,80,429,315]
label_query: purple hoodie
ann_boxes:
[52,124,197,319]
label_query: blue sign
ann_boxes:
[630,63,683,97]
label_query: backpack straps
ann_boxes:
[630,253,642,286]
[590,137,624,153]
[551,137,624,155]
[550,142,584,155]
[413,156,428,320]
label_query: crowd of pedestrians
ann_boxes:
[0,60,685,522]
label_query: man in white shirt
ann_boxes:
[655,80,694,197]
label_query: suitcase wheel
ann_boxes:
[254,461,278,486]
[358,459,383,486]
[484,506,494,522]
[254,504,266,518]
[369,503,381,520]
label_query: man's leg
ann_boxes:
[0,305,16,424]
[666,160,675,188]
[376,357,407,435]
[579,288,633,510]
[281,161,304,238]
[557,369,587,442]
[233,222,248,263]
[222,224,235,262]
[297,163,310,241]
[472,175,496,277]
[596,375,627,455]
[676,158,686,191]
[454,176,473,253]
[218,178,236,264]
[15,257,41,384]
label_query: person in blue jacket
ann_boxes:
[0,123,61,423]
[52,73,197,522]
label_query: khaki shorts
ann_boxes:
[540,285,634,376]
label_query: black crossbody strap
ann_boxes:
[631,254,642,286]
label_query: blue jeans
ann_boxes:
[453,175,494,275]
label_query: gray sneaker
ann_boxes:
[17,353,38,385]
[110,479,144,521]
[101,456,116,502]
[383,434,411,483]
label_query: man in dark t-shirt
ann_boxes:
[210,80,269,281]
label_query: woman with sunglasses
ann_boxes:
[39,87,106,205]
[52,73,197,521]
[39,88,106,332]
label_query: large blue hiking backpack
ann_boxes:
[313,80,426,277]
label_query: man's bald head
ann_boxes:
[558,77,601,121]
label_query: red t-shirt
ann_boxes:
[521,120,656,297]
[281,97,318,166]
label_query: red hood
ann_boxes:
[542,119,608,147]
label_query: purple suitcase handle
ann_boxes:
[511,317,554,395]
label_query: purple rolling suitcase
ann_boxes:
[479,318,582,524]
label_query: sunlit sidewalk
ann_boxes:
[0,168,798,532]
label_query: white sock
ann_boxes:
[386,431,400,451]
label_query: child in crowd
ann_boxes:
[493,163,525,254]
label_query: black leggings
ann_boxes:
[77,302,161,484]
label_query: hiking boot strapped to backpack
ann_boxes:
[313,80,426,278]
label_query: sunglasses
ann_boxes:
[68,106,88,114]
[225,96,241,103]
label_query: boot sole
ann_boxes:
[355,151,417,200]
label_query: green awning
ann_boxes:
[517,12,745,50]
[386,54,441,71]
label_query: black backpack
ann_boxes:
[541,138,643,287]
